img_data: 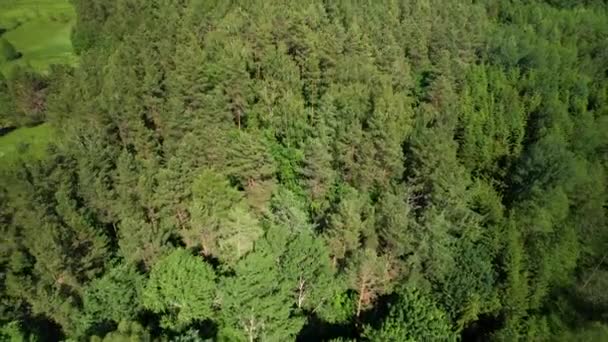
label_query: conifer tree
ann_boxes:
[219,247,304,342]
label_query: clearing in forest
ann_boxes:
[0,0,76,76]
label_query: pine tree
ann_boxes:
[375,188,414,259]
[347,249,395,317]
[113,151,170,267]
[324,187,370,265]
[280,231,337,311]
[301,137,336,213]
[219,247,304,342]
[224,130,276,188]
[185,169,263,264]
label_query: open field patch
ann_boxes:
[0,0,75,76]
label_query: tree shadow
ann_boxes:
[22,314,65,342]
[297,314,358,342]
[297,292,398,341]
[461,313,504,342]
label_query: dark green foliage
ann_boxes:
[0,73,15,127]
[82,263,144,325]
[90,321,151,342]
[1,0,607,340]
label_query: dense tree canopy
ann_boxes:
[1,0,607,340]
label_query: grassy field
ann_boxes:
[0,123,54,167]
[0,0,76,76]
[0,0,73,167]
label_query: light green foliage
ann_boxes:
[219,247,305,342]
[267,187,310,233]
[169,329,209,342]
[0,321,34,342]
[186,169,263,264]
[316,291,357,325]
[143,249,216,330]
[218,192,337,340]
[266,190,347,318]
[90,321,151,342]
[364,287,455,341]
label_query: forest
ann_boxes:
[0,0,607,341]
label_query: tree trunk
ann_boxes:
[297,276,306,308]
[357,281,366,317]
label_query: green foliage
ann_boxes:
[375,188,414,258]
[558,322,608,342]
[143,249,216,330]
[324,186,373,262]
[363,287,455,341]
[82,263,145,325]
[185,169,263,264]
[90,321,151,342]
[347,249,395,318]
[225,130,276,187]
[218,246,304,341]
[316,291,358,324]
[0,321,35,342]
[278,229,341,314]
[1,0,607,340]
[442,239,499,330]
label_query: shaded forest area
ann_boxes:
[1,0,607,340]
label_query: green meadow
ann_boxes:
[0,0,76,76]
